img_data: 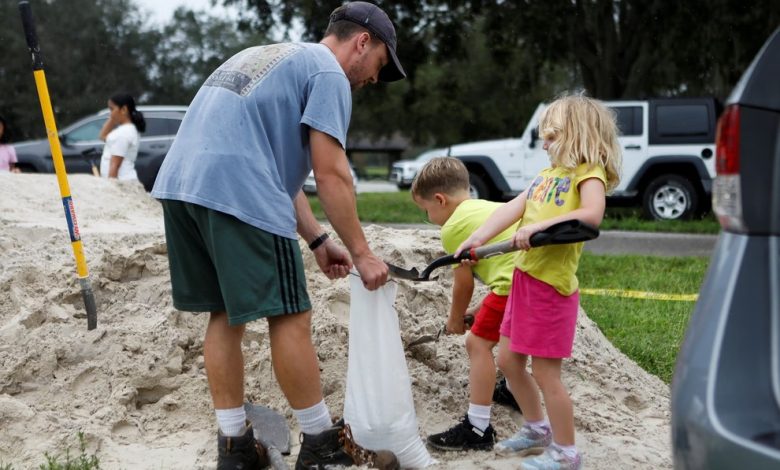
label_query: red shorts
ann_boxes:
[470,292,508,342]
[499,269,579,358]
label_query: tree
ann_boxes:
[146,7,270,105]
[0,0,159,140]
[482,0,780,99]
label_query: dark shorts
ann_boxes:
[161,200,311,325]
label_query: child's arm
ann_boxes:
[512,177,606,250]
[446,264,475,335]
[455,190,528,255]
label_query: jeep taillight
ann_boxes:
[712,105,745,232]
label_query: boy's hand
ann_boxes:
[445,316,466,335]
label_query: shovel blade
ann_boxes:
[386,262,431,281]
[244,402,291,454]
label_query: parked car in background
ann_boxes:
[671,27,780,469]
[389,147,446,189]
[13,105,187,191]
[303,163,359,195]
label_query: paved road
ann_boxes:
[583,230,716,257]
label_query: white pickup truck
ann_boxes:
[441,98,720,220]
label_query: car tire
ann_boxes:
[468,172,490,200]
[642,174,698,220]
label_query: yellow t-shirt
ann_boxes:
[441,199,517,295]
[516,164,607,295]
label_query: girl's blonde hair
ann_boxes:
[539,94,622,191]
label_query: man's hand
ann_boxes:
[353,252,388,290]
[313,240,352,280]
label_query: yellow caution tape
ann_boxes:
[580,288,698,302]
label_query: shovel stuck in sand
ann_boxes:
[244,403,291,469]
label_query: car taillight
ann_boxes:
[712,105,745,232]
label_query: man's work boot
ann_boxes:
[295,419,400,470]
[217,423,270,470]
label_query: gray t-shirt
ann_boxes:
[152,42,351,238]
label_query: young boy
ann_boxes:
[411,157,520,451]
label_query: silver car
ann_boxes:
[671,28,780,469]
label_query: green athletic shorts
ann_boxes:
[161,200,311,325]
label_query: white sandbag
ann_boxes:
[343,275,436,468]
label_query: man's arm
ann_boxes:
[309,129,387,289]
[294,190,352,279]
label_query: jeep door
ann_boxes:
[610,103,647,194]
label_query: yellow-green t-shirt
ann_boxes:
[516,164,607,295]
[441,199,518,295]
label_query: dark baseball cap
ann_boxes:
[329,1,406,82]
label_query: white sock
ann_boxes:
[293,399,332,435]
[467,403,491,431]
[524,418,550,433]
[554,442,578,459]
[216,406,247,437]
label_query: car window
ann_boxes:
[656,105,709,137]
[144,118,174,137]
[611,106,643,136]
[167,118,182,134]
[65,118,106,142]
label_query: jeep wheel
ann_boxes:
[468,172,489,199]
[642,174,698,220]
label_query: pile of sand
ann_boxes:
[0,173,672,469]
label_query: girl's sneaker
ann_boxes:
[495,424,552,456]
[521,446,582,470]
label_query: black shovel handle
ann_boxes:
[418,219,599,279]
[19,1,44,70]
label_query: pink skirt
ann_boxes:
[499,269,579,358]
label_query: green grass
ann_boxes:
[578,252,710,383]
[309,192,429,224]
[307,192,720,233]
[600,206,719,234]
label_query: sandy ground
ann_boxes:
[0,173,672,469]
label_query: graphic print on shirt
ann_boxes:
[204,43,302,96]
[527,174,572,206]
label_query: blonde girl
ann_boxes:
[456,94,621,470]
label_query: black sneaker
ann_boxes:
[426,415,495,451]
[493,377,522,413]
[295,419,399,470]
[217,424,269,470]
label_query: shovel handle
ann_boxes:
[467,240,516,260]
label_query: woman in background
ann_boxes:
[99,93,145,180]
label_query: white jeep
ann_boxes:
[445,98,720,220]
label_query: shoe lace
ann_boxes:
[339,423,376,466]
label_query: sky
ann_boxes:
[133,0,239,25]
